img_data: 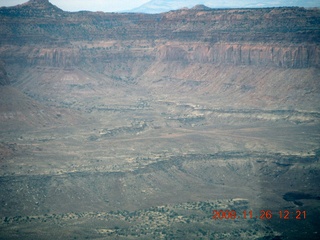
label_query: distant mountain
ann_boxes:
[17,0,61,10]
[0,0,63,17]
[130,0,320,13]
[191,4,212,10]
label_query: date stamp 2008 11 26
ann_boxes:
[212,210,306,220]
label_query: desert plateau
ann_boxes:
[0,1,319,239]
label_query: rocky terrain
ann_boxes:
[0,0,319,239]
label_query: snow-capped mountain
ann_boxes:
[130,0,320,13]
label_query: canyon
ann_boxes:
[0,0,319,239]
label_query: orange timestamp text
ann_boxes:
[212,210,306,220]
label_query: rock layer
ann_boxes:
[157,43,320,68]
[0,61,9,85]
[0,4,319,68]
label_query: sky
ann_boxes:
[0,0,151,12]
[0,0,319,12]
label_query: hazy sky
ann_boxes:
[0,0,319,12]
[0,0,151,12]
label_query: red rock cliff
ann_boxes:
[157,43,320,68]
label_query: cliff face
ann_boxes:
[1,41,318,70]
[0,4,319,69]
[25,48,80,67]
[0,61,9,85]
[157,43,320,68]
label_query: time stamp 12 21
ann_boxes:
[212,210,307,220]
